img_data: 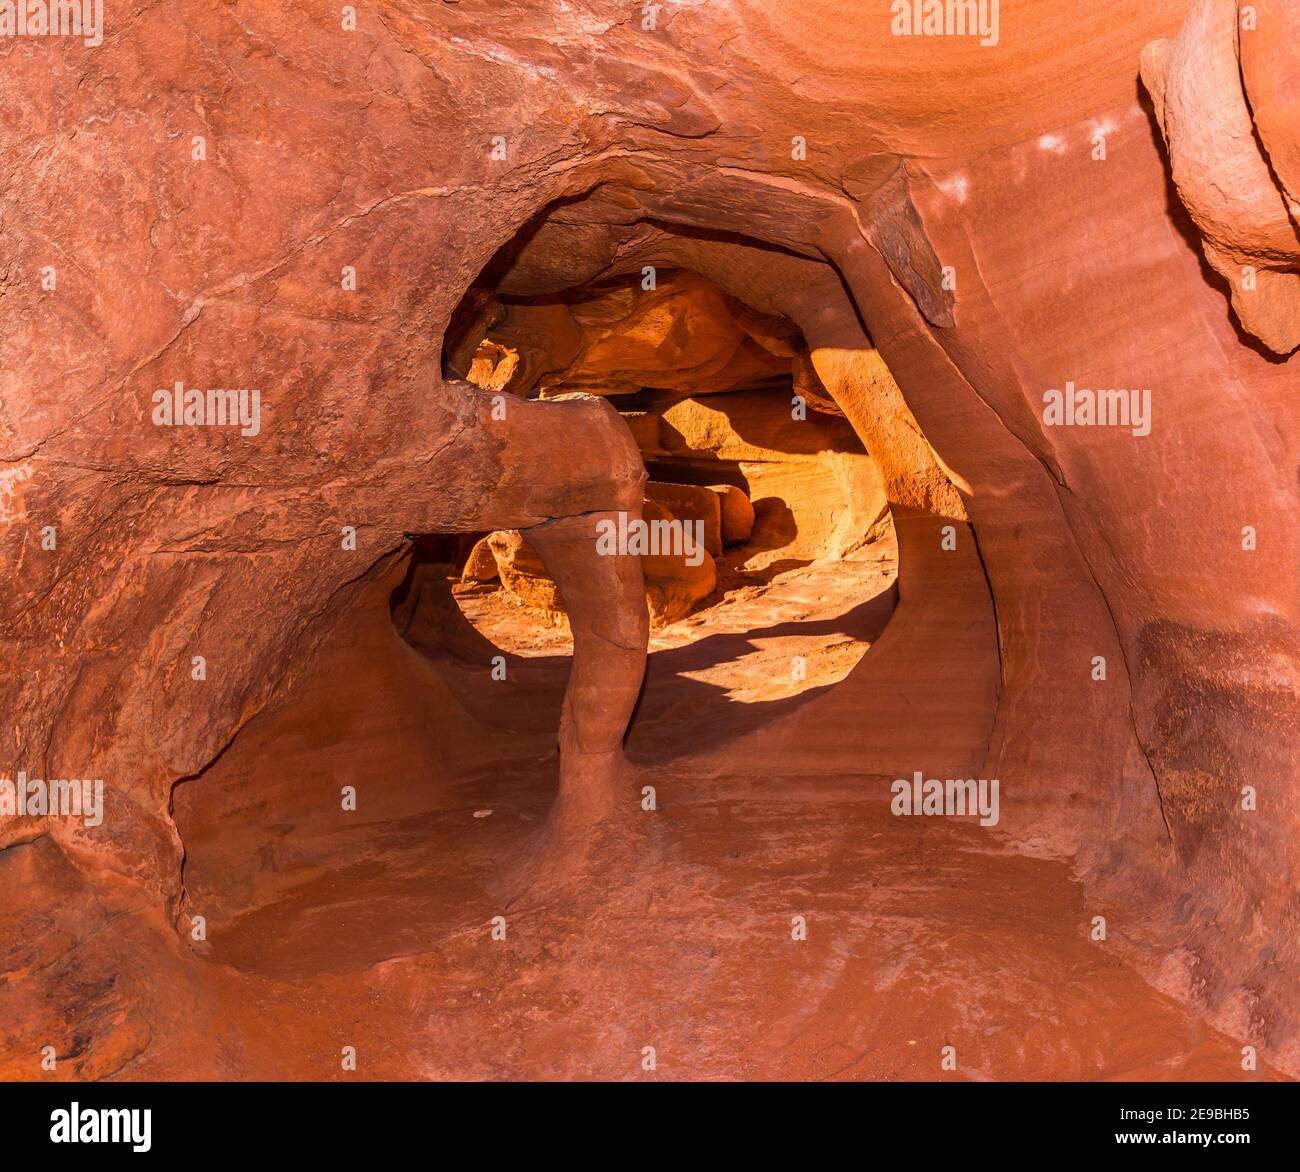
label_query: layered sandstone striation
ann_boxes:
[1141,0,1300,352]
[1,0,1297,1082]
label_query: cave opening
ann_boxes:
[397,260,901,762]
[170,194,1003,1047]
[11,0,1300,1095]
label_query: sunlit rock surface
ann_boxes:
[0,0,1296,1081]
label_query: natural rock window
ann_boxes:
[420,269,899,742]
[3,0,1297,1108]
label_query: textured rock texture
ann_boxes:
[711,483,755,546]
[485,496,717,630]
[1141,0,1300,352]
[1,0,1297,1082]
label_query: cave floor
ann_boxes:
[450,536,900,758]
[147,543,1274,1081]
[186,772,1257,1081]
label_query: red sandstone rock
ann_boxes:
[460,536,500,584]
[486,529,567,619]
[640,499,718,628]
[711,484,755,547]
[1239,0,1300,215]
[645,480,723,556]
[485,494,717,631]
[0,0,1297,1089]
[1141,0,1300,352]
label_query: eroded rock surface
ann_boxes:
[1141,0,1300,352]
[1,0,1297,1083]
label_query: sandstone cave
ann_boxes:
[2,0,1298,1105]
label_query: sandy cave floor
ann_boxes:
[457,536,899,727]
[160,538,1278,1082]
[177,783,1268,1081]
